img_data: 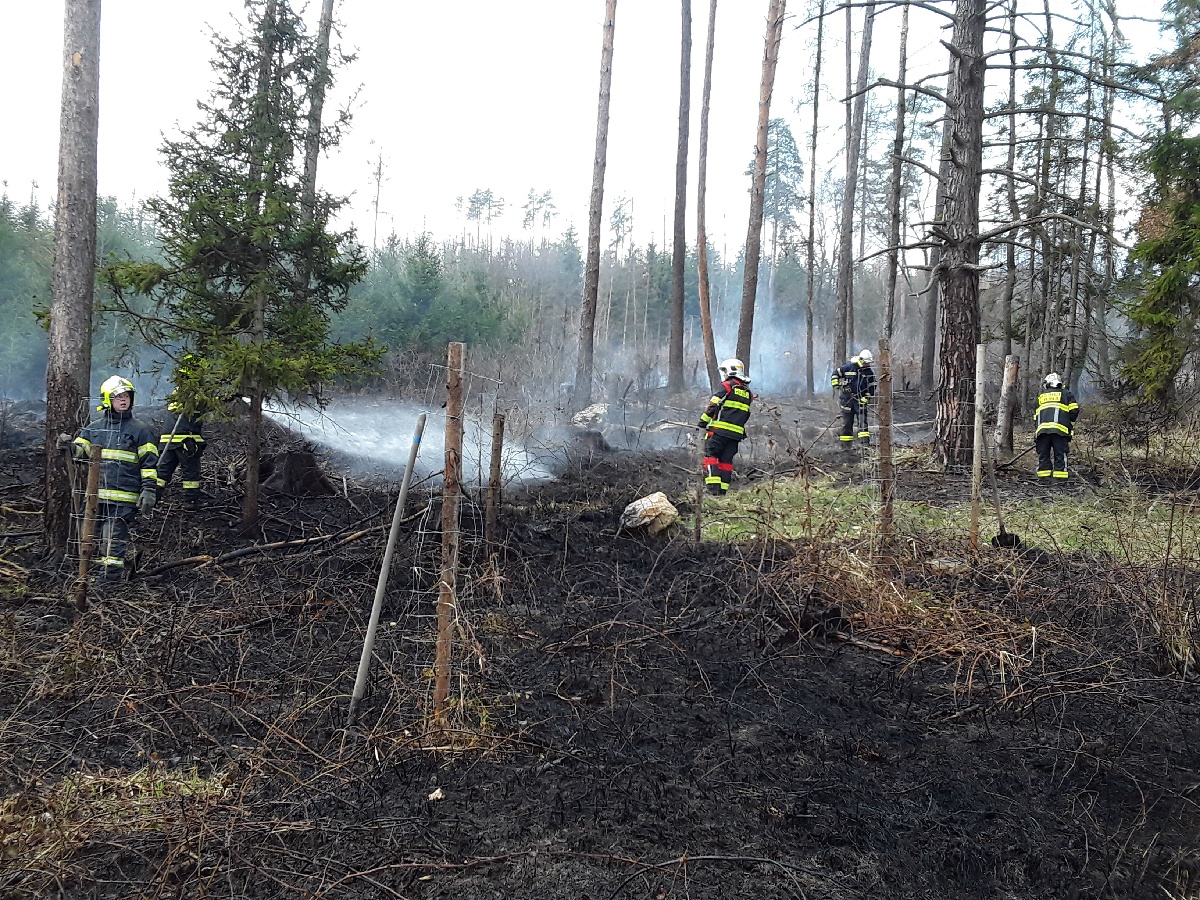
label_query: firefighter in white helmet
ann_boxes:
[69,376,160,582]
[831,348,877,447]
[1033,372,1079,484]
[697,358,754,494]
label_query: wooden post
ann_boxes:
[694,429,705,543]
[434,343,464,727]
[994,353,1020,458]
[877,340,894,544]
[970,343,985,551]
[485,413,504,545]
[348,412,426,727]
[73,451,102,612]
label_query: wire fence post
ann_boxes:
[877,340,894,546]
[73,451,102,612]
[434,342,464,729]
[485,412,504,545]
[970,343,985,551]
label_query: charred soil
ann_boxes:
[2,408,1199,900]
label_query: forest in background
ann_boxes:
[10,0,1200,431]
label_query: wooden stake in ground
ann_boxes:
[485,412,505,545]
[348,412,427,728]
[877,340,894,544]
[434,343,464,727]
[694,427,705,543]
[970,343,985,551]
[73,450,102,612]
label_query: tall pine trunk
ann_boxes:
[696,0,720,391]
[804,0,826,397]
[735,0,786,366]
[667,0,692,394]
[44,0,102,557]
[883,1,909,339]
[573,0,618,411]
[934,0,986,468]
[833,1,875,364]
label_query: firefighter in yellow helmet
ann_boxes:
[69,376,159,583]
[156,356,207,507]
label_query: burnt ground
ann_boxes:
[2,397,1200,900]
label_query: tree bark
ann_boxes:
[920,121,950,394]
[668,0,692,394]
[833,1,874,365]
[736,0,786,367]
[883,2,909,339]
[301,0,335,222]
[696,0,720,391]
[573,0,618,411]
[44,0,102,557]
[934,0,986,468]
[804,0,826,397]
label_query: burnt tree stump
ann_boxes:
[260,450,337,496]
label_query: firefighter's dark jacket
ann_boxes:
[73,410,160,505]
[161,404,205,446]
[699,377,753,439]
[1034,388,1079,437]
[832,361,877,399]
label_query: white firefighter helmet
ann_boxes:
[857,348,874,366]
[719,358,749,382]
[1043,372,1063,389]
[98,375,135,411]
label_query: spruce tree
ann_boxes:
[106,0,379,526]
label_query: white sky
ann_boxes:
[0,1,1168,253]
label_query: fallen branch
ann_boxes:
[142,504,432,578]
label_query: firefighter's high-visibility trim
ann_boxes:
[140,468,157,480]
[160,433,205,443]
[857,431,870,439]
[138,442,158,457]
[99,488,140,504]
[1053,470,1068,478]
[182,480,201,489]
[1037,470,1052,477]
[98,556,125,568]
[840,434,854,442]
[102,448,138,463]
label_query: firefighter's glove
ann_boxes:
[830,377,840,388]
[859,396,870,406]
[70,441,90,461]
[181,437,198,456]
[137,488,157,516]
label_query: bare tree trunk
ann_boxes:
[668,0,692,394]
[736,0,786,367]
[883,2,909,339]
[833,1,875,364]
[573,0,618,411]
[301,0,335,221]
[44,0,102,557]
[1002,1,1018,359]
[934,0,986,468]
[804,0,826,397]
[697,0,720,391]
[919,129,949,394]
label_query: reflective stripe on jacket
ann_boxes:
[832,361,876,399]
[160,413,205,444]
[1034,389,1079,437]
[74,411,159,505]
[699,378,753,439]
